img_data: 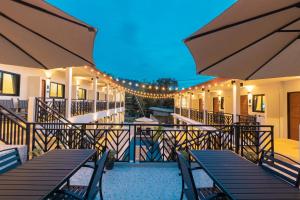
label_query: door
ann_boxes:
[41,80,46,100]
[240,95,248,115]
[213,97,219,113]
[288,92,300,141]
[198,98,203,112]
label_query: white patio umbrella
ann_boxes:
[185,0,300,80]
[0,0,96,69]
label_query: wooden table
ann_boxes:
[0,149,96,200]
[189,150,300,200]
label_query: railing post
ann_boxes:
[80,124,86,149]
[207,131,211,150]
[234,124,240,154]
[25,123,31,160]
[271,126,274,155]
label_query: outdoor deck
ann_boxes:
[70,162,212,200]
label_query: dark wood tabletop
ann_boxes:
[0,149,96,200]
[189,150,300,200]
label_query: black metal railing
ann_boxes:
[71,100,94,116]
[0,105,30,150]
[29,123,273,163]
[181,108,189,118]
[176,108,257,126]
[0,102,273,163]
[190,109,204,123]
[39,98,67,117]
[96,101,107,112]
[109,102,115,109]
[206,111,233,125]
[236,125,274,163]
[238,114,257,125]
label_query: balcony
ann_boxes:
[96,101,107,112]
[71,100,94,116]
[174,107,257,125]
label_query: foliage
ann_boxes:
[108,150,116,162]
[30,148,43,157]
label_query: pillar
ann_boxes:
[179,94,182,115]
[203,90,210,124]
[92,77,98,113]
[106,84,110,116]
[65,67,72,119]
[188,93,192,118]
[232,80,241,123]
[114,89,117,114]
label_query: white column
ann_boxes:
[27,97,36,122]
[114,89,117,114]
[92,77,98,113]
[65,67,72,119]
[188,93,192,118]
[106,84,110,116]
[232,80,241,123]
[203,90,210,124]
[179,95,182,115]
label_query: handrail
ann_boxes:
[0,105,28,124]
[35,97,72,124]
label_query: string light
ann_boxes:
[82,66,178,99]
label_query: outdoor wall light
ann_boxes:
[231,80,236,85]
[245,85,254,92]
[248,92,253,106]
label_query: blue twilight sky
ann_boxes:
[47,0,236,87]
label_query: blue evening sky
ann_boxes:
[47,0,236,87]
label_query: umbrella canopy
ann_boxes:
[185,0,300,80]
[0,0,96,69]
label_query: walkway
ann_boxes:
[71,162,212,200]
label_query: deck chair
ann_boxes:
[17,99,28,119]
[177,152,226,200]
[0,99,16,111]
[0,148,22,174]
[259,151,300,188]
[53,150,110,200]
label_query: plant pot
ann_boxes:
[105,160,115,170]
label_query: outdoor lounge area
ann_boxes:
[0,0,299,199]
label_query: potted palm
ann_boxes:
[105,150,116,170]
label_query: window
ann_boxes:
[97,92,100,100]
[252,94,265,113]
[50,82,65,98]
[0,70,20,96]
[78,88,87,100]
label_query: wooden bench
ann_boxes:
[259,151,300,187]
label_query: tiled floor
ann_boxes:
[71,162,213,200]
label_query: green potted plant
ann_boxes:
[30,148,43,158]
[105,150,116,170]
